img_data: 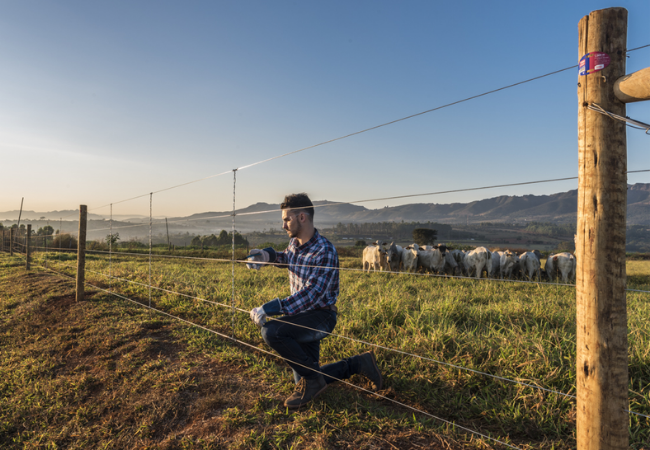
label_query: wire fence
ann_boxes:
[14,226,650,423]
[10,253,650,449]
[3,180,650,443]
[3,45,650,447]
[24,258,526,450]
[19,245,650,295]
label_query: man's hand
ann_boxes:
[246,249,270,270]
[250,306,267,327]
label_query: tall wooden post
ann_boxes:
[576,7,628,449]
[26,224,31,270]
[9,228,13,256]
[1,230,4,252]
[76,205,87,302]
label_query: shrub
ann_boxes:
[412,228,437,247]
[125,239,148,250]
[51,234,78,249]
[37,225,55,236]
[106,233,120,247]
[87,240,108,251]
[554,241,575,253]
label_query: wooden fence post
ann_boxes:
[576,7,628,450]
[1,230,4,252]
[76,205,87,302]
[9,228,13,256]
[26,224,31,270]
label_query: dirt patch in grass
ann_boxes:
[0,259,475,450]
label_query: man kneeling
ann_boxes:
[247,193,382,409]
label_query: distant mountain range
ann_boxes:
[0,210,133,222]
[3,184,650,230]
[176,183,650,227]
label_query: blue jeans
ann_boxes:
[261,309,363,384]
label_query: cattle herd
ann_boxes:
[362,241,577,283]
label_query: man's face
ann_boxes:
[282,210,302,238]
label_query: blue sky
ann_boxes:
[1,1,649,219]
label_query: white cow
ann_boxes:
[499,250,520,279]
[463,247,491,279]
[362,244,388,272]
[443,250,459,275]
[489,251,503,278]
[519,251,542,281]
[385,242,403,272]
[417,247,446,273]
[449,250,466,275]
[545,252,576,283]
[401,244,419,273]
[420,244,446,251]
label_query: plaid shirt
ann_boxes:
[274,229,339,315]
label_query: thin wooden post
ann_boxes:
[9,228,13,256]
[576,7,628,450]
[166,217,171,251]
[1,230,4,252]
[76,205,87,302]
[26,224,31,270]
[231,169,237,340]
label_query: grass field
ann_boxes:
[2,250,650,449]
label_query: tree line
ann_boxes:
[524,222,576,237]
[191,230,248,248]
[0,223,56,236]
[325,221,452,239]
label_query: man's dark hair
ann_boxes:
[281,193,314,220]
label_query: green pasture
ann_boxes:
[29,252,650,448]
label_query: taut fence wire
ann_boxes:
[83,168,650,234]
[4,43,650,446]
[84,265,576,398]
[26,248,650,422]
[30,259,523,450]
[29,246,646,295]
[83,44,650,214]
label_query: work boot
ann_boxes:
[356,351,383,391]
[284,375,327,409]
